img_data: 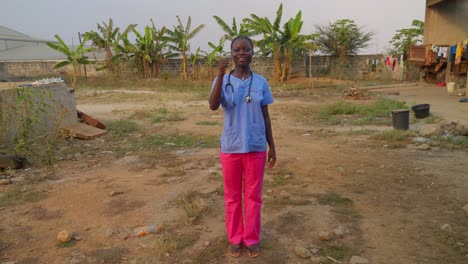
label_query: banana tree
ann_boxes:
[190,47,202,80]
[280,11,312,82]
[47,34,93,87]
[213,16,250,41]
[243,3,284,81]
[166,16,205,80]
[84,18,136,72]
[203,37,226,80]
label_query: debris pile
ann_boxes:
[342,86,370,100]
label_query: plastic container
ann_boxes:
[411,104,430,119]
[131,224,163,238]
[447,82,456,95]
[391,109,410,130]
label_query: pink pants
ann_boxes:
[220,151,266,246]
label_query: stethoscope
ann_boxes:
[225,69,253,106]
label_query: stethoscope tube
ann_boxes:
[225,69,253,106]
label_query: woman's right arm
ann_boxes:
[209,58,229,110]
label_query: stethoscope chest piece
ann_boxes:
[225,69,253,105]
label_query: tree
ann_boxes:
[213,16,250,41]
[84,18,136,72]
[243,3,284,81]
[190,47,202,80]
[314,19,374,58]
[279,10,313,82]
[166,16,205,80]
[47,34,93,87]
[389,19,424,62]
[202,37,227,80]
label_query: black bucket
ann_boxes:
[391,109,410,130]
[411,104,430,119]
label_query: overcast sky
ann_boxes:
[1,0,425,54]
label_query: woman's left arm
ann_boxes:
[262,105,276,168]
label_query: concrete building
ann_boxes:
[0,26,104,81]
[410,0,467,86]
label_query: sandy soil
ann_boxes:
[1,79,467,264]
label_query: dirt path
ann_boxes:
[1,82,467,264]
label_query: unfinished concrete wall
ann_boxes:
[0,61,103,81]
[424,0,468,45]
[0,83,77,147]
[1,55,415,82]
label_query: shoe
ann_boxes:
[229,243,241,258]
[247,244,260,258]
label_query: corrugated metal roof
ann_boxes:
[0,43,106,62]
[0,25,53,43]
[0,25,105,62]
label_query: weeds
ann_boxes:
[154,231,199,257]
[152,108,185,123]
[0,185,47,206]
[90,247,128,263]
[143,133,218,150]
[318,98,407,125]
[318,193,353,206]
[56,240,76,248]
[423,114,444,124]
[270,168,292,186]
[175,191,206,221]
[318,193,361,223]
[192,238,228,264]
[196,121,221,126]
[371,130,413,143]
[107,119,138,137]
[322,243,352,261]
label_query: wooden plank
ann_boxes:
[62,123,107,140]
[77,110,106,129]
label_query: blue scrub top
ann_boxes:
[212,72,274,153]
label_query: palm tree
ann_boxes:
[243,3,284,81]
[213,16,250,41]
[47,34,93,87]
[166,16,205,80]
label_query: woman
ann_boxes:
[209,36,276,258]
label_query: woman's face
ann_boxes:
[231,38,253,67]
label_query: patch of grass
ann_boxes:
[196,121,222,126]
[192,238,228,264]
[333,207,362,222]
[155,231,199,257]
[269,168,292,186]
[56,240,77,248]
[343,129,378,136]
[152,108,185,123]
[0,185,47,206]
[265,197,311,208]
[423,114,444,124]
[142,133,218,150]
[322,243,352,261]
[318,193,353,206]
[175,191,206,221]
[91,247,128,264]
[0,239,11,252]
[435,135,468,150]
[318,98,407,125]
[107,119,138,137]
[129,109,153,120]
[371,129,413,147]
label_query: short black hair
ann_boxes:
[231,36,254,50]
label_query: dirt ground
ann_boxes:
[1,78,468,264]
